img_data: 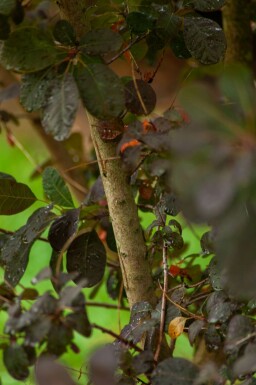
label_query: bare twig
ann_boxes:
[154,242,168,362]
[106,34,147,65]
[92,323,143,352]
[164,291,205,321]
[86,301,129,311]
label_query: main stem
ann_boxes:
[222,0,253,66]
[58,1,157,308]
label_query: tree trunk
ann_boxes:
[58,0,157,309]
[222,0,253,66]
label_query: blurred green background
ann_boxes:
[0,128,208,384]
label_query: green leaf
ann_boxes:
[0,178,37,215]
[20,70,54,112]
[3,344,29,380]
[42,167,74,207]
[126,12,155,33]
[66,230,106,287]
[80,28,123,55]
[183,0,226,11]
[0,0,16,15]
[1,27,60,73]
[152,358,199,385]
[42,74,79,140]
[53,20,76,45]
[0,206,55,286]
[183,17,226,64]
[75,63,125,119]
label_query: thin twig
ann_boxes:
[92,323,143,352]
[64,156,121,172]
[154,242,168,362]
[164,290,205,321]
[86,301,129,311]
[106,34,147,65]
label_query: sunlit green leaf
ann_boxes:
[42,167,74,207]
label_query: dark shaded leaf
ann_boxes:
[163,193,181,216]
[1,27,59,72]
[81,28,123,55]
[20,288,38,300]
[233,353,256,377]
[0,14,10,39]
[42,75,79,141]
[89,344,118,385]
[132,351,154,374]
[206,292,233,324]
[24,317,52,346]
[208,257,223,291]
[0,0,15,15]
[152,357,199,385]
[106,269,122,300]
[205,325,222,351]
[35,356,76,385]
[47,322,73,356]
[75,63,125,119]
[153,301,181,333]
[20,70,54,112]
[225,315,254,354]
[183,0,226,11]
[0,178,36,215]
[0,172,15,181]
[48,208,79,251]
[183,17,226,64]
[0,206,55,286]
[201,231,215,254]
[43,167,74,207]
[53,20,76,45]
[66,311,92,337]
[3,344,29,380]
[171,31,191,59]
[126,12,155,33]
[188,319,205,346]
[125,79,156,115]
[66,230,106,287]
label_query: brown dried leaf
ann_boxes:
[168,317,187,339]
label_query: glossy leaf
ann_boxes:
[0,178,36,215]
[225,315,254,353]
[66,230,107,287]
[80,28,123,55]
[53,20,76,45]
[42,167,74,207]
[0,0,16,15]
[3,344,29,380]
[183,0,226,11]
[48,209,79,251]
[152,358,199,385]
[125,79,156,115]
[183,17,226,64]
[0,206,55,286]
[20,70,54,112]
[75,63,125,119]
[1,27,60,72]
[42,75,79,141]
